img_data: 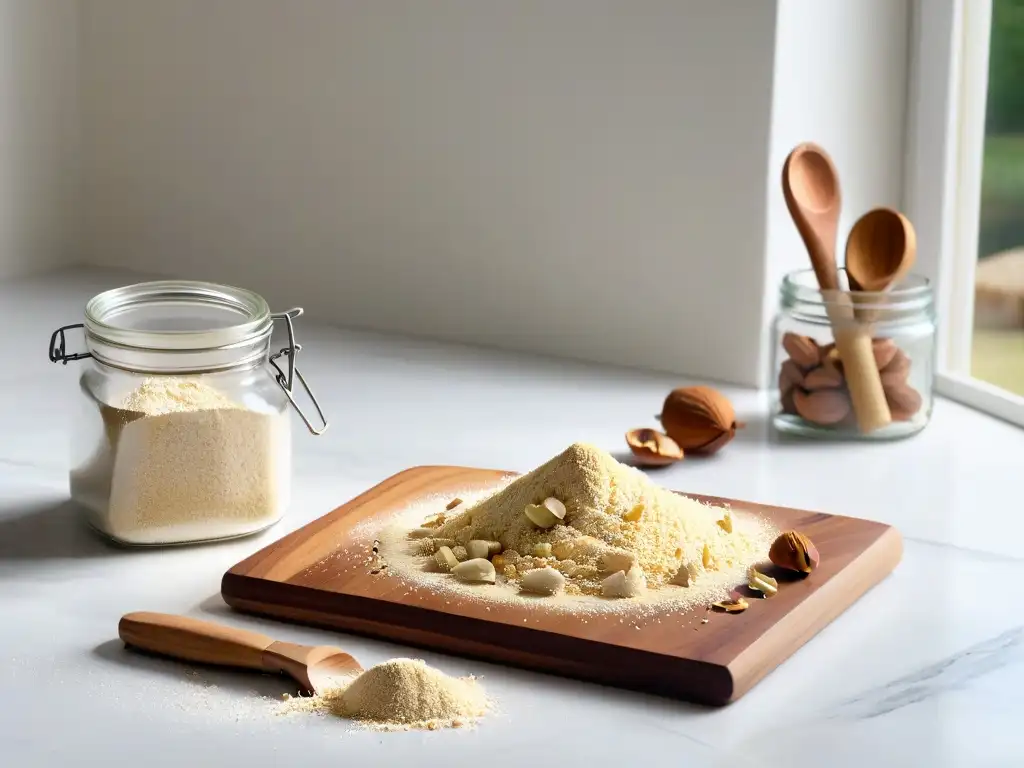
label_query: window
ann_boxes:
[905,0,1024,427]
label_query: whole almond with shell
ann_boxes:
[781,332,820,369]
[769,531,820,573]
[659,386,742,455]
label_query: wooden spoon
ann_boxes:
[782,143,843,291]
[119,612,362,694]
[781,143,892,433]
[845,207,917,292]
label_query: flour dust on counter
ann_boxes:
[277,658,491,732]
[371,442,776,619]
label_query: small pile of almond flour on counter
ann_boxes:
[378,442,775,612]
[277,658,489,731]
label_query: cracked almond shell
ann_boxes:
[625,428,684,466]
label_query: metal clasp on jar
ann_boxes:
[269,308,328,435]
[48,308,328,436]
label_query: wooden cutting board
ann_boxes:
[221,465,902,705]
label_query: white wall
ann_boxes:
[79,0,778,386]
[20,0,909,387]
[0,0,79,278]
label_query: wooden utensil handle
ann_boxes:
[824,294,892,432]
[119,611,275,671]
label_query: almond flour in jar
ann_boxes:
[52,279,328,545]
[71,377,291,545]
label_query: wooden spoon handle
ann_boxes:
[119,611,276,671]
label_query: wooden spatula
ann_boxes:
[118,611,363,694]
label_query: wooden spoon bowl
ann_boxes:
[845,207,917,293]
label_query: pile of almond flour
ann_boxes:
[377,442,774,614]
[277,658,490,731]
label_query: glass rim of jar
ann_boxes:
[83,279,273,361]
[780,268,933,313]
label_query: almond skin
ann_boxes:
[782,332,820,369]
[780,387,798,415]
[872,338,899,370]
[625,428,684,467]
[802,361,844,390]
[793,388,850,425]
[660,386,741,456]
[778,359,805,395]
[880,349,911,386]
[885,382,923,420]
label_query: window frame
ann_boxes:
[905,0,1024,428]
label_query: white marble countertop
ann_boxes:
[4,267,1024,767]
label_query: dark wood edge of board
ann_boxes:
[221,571,736,705]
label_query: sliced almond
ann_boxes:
[599,549,636,574]
[452,558,496,584]
[524,497,567,529]
[623,503,644,522]
[712,596,749,613]
[601,565,647,598]
[550,540,576,560]
[717,510,733,533]
[524,504,555,529]
[465,540,492,560]
[434,546,459,572]
[520,567,565,596]
[671,560,700,587]
[747,567,778,597]
[543,497,567,520]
